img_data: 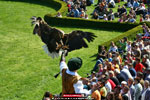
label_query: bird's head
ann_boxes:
[30,16,42,35]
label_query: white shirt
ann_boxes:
[141,88,148,100]
[60,61,92,96]
[105,81,112,93]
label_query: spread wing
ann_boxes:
[63,30,97,52]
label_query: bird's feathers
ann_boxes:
[31,16,97,58]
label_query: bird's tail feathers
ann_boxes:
[42,45,64,59]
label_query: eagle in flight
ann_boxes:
[31,16,97,58]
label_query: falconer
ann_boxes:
[60,51,97,96]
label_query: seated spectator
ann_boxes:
[120,5,127,15]
[116,5,122,17]
[103,14,108,20]
[108,53,113,62]
[129,7,136,18]
[108,0,115,8]
[135,3,146,15]
[144,14,150,22]
[126,15,136,23]
[140,14,144,22]
[143,26,150,37]
[141,55,150,68]
[127,41,132,52]
[107,9,115,21]
[133,0,140,10]
[92,11,99,19]
[98,64,103,75]
[79,8,85,18]
[122,12,128,22]
[55,12,62,18]
[97,45,107,59]
[80,0,87,11]
[132,44,141,59]
[108,41,118,55]
[118,15,124,23]
[85,14,89,19]
[72,6,80,17]
[112,58,120,71]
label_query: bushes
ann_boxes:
[44,16,139,31]
[44,0,68,16]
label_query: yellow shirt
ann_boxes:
[100,87,107,97]
[91,90,101,100]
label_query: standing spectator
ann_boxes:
[114,69,126,83]
[128,63,137,78]
[109,71,120,85]
[122,86,130,100]
[91,83,101,100]
[128,78,135,100]
[106,92,115,100]
[114,86,122,100]
[141,80,150,100]
[135,58,145,72]
[98,80,107,99]
[120,67,133,81]
[145,67,150,82]
[134,77,143,100]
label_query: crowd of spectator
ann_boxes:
[58,0,150,23]
[92,0,150,23]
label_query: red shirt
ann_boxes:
[108,79,116,90]
[135,63,144,72]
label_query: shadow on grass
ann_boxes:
[50,24,124,33]
[90,53,98,61]
[2,0,60,11]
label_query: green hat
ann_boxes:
[68,57,82,71]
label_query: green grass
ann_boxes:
[0,0,123,100]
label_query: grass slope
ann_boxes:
[0,0,122,100]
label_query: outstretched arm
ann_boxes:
[60,50,67,62]
[60,50,68,72]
